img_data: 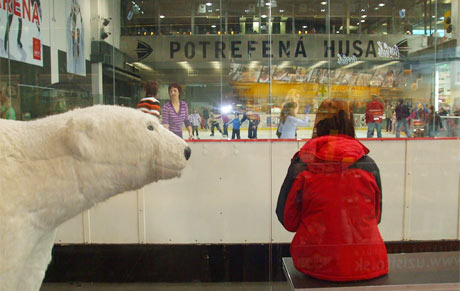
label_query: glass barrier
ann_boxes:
[1,0,459,289]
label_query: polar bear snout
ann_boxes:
[184,146,191,160]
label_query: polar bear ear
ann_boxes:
[61,117,95,159]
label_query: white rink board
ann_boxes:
[360,140,406,241]
[405,140,460,240]
[144,141,272,244]
[89,190,139,243]
[55,139,460,244]
[55,213,84,243]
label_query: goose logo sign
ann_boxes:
[136,40,153,61]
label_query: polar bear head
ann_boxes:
[57,105,191,201]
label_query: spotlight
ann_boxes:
[220,105,232,114]
[127,3,141,20]
[102,17,111,27]
[101,31,111,40]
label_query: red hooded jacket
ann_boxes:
[276,135,388,282]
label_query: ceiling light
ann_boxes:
[261,14,267,18]
[102,17,111,26]
[361,15,367,18]
[101,31,111,40]
[379,3,385,7]
[375,7,379,10]
[342,61,365,69]
[211,25,216,28]
[310,61,328,69]
[361,19,365,22]
[206,2,212,6]
[302,25,307,28]
[374,61,399,69]
[178,61,192,70]
[321,9,326,12]
[159,15,165,18]
[361,9,365,12]
[211,61,221,69]
[249,61,260,69]
[321,1,327,5]
[133,62,154,72]
[279,9,284,12]
[279,61,291,68]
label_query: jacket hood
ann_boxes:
[298,135,369,173]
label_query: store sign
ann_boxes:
[0,0,43,67]
[337,54,358,65]
[377,41,400,59]
[121,35,424,63]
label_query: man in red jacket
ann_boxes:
[366,95,384,138]
[276,99,388,282]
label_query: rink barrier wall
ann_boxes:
[44,241,460,283]
[54,138,460,244]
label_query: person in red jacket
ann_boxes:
[276,99,388,282]
[366,94,384,138]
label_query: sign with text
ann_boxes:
[121,34,426,63]
[0,0,43,67]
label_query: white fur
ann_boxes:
[0,105,190,291]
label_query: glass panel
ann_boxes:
[1,0,459,289]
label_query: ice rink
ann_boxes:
[187,127,409,140]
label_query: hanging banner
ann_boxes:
[0,0,43,67]
[66,0,86,76]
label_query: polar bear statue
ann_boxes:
[0,105,191,291]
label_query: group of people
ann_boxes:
[366,95,447,138]
[137,81,454,140]
[196,109,261,140]
[137,81,195,139]
[136,81,261,140]
[139,85,389,281]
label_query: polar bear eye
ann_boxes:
[147,125,154,131]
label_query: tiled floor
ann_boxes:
[41,282,291,291]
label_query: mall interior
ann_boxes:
[0,0,459,290]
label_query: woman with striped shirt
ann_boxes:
[162,83,193,139]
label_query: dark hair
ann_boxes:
[168,83,182,96]
[312,99,355,138]
[280,101,298,123]
[144,81,158,97]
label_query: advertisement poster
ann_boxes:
[66,0,86,76]
[0,0,43,67]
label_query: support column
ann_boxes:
[92,63,104,104]
[90,0,104,105]
[449,0,460,112]
[191,2,195,34]
[345,0,350,34]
